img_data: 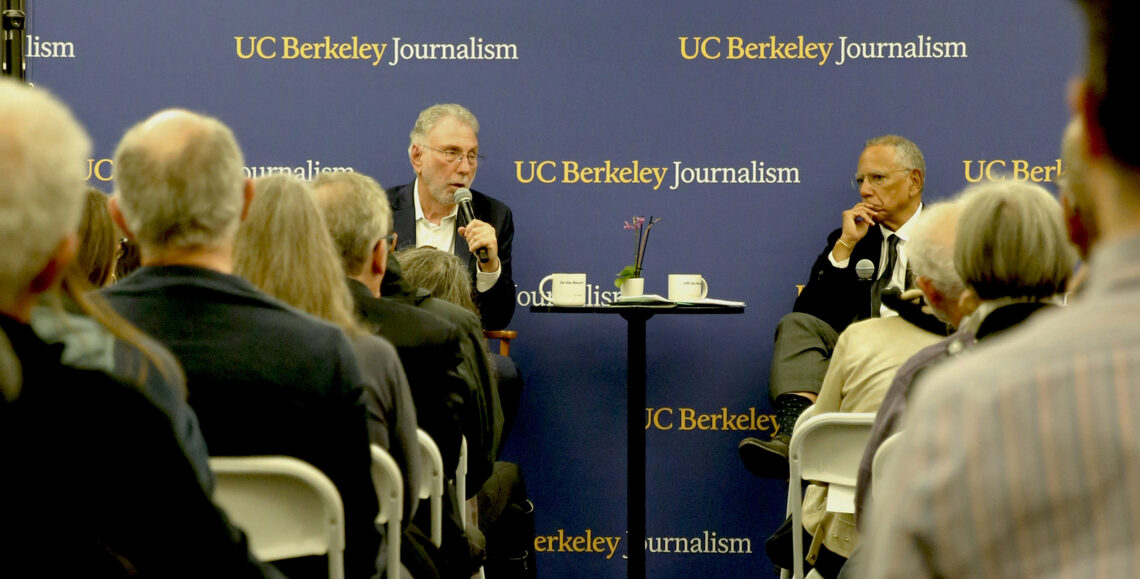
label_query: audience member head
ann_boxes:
[955,181,1075,304]
[0,79,92,321]
[857,135,925,231]
[1060,117,1100,260]
[1074,0,1140,172]
[109,109,250,264]
[903,200,968,326]
[311,171,392,297]
[395,246,478,314]
[73,189,119,288]
[233,174,362,334]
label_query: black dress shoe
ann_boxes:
[738,433,791,479]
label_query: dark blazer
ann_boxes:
[381,256,503,493]
[793,226,885,334]
[347,278,467,473]
[346,278,479,575]
[0,316,282,579]
[100,266,380,579]
[388,182,517,330]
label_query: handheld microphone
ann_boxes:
[855,259,875,281]
[454,188,490,263]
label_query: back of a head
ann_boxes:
[112,109,245,254]
[0,79,92,310]
[233,174,359,332]
[312,171,390,276]
[955,181,1075,301]
[396,246,478,314]
[74,189,119,287]
[904,200,966,302]
[1077,0,1140,171]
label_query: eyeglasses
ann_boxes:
[851,168,912,190]
[420,145,483,166]
[380,233,397,252]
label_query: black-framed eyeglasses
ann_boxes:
[420,145,483,166]
[851,168,912,190]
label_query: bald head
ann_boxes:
[112,109,246,254]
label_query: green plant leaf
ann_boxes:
[614,265,637,288]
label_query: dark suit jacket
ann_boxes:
[382,256,503,494]
[792,226,884,334]
[388,182,516,330]
[346,278,479,575]
[0,316,282,579]
[347,278,467,473]
[100,266,380,579]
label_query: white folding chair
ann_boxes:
[871,431,905,503]
[370,444,404,579]
[780,406,817,579]
[417,429,446,546]
[210,456,346,579]
[457,435,469,524]
[786,412,876,579]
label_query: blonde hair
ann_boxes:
[74,189,119,287]
[396,246,479,315]
[234,174,363,335]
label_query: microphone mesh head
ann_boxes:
[855,259,875,280]
[453,188,473,203]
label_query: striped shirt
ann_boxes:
[861,235,1140,578]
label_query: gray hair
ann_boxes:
[0,79,92,309]
[906,200,966,301]
[312,171,391,276]
[112,109,246,253]
[407,103,480,155]
[395,246,478,314]
[955,181,1075,300]
[866,134,926,187]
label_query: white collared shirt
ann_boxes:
[412,180,500,292]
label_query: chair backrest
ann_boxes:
[209,456,346,579]
[417,428,446,546]
[871,431,905,502]
[457,435,469,527]
[370,444,403,579]
[483,329,517,356]
[787,412,876,579]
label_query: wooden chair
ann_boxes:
[483,330,517,356]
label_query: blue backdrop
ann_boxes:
[28,1,1084,576]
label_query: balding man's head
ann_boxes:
[112,109,246,253]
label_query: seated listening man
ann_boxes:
[102,108,381,578]
[741,135,929,478]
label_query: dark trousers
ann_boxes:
[768,312,839,399]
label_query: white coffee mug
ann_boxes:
[540,273,588,306]
[668,274,708,302]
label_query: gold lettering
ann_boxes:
[256,36,277,59]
